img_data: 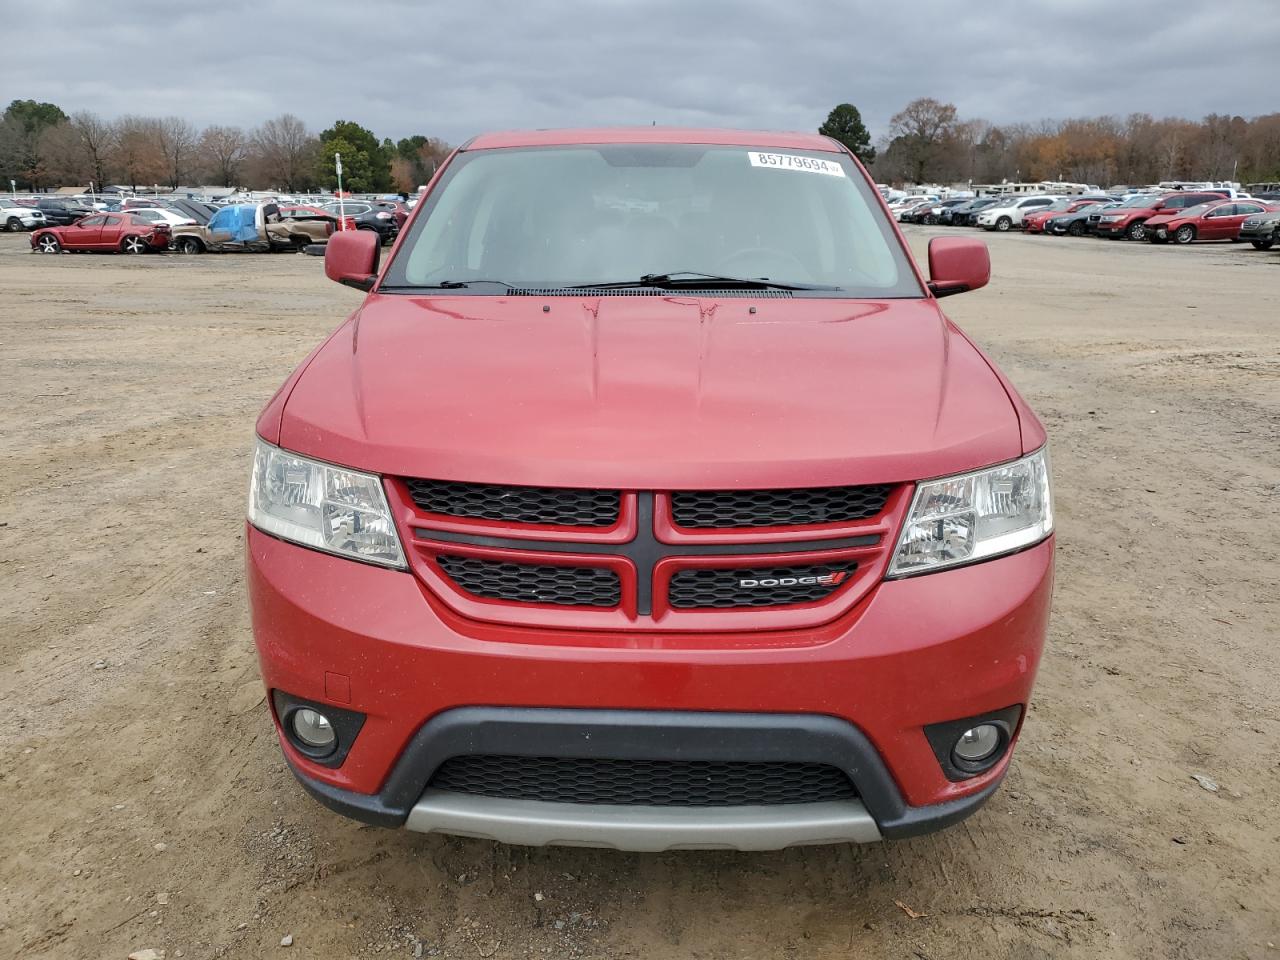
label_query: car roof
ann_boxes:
[465,127,841,152]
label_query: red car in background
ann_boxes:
[1090,191,1227,240]
[30,212,170,254]
[1022,198,1106,234]
[1144,199,1275,244]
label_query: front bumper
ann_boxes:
[1238,225,1276,241]
[249,527,1053,848]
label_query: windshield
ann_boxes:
[1118,194,1159,207]
[382,143,921,297]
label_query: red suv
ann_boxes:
[248,128,1054,851]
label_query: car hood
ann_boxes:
[278,294,1022,489]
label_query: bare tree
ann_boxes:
[198,124,247,187]
[248,114,318,191]
[37,111,116,188]
[884,98,959,184]
[71,111,114,188]
[113,115,166,191]
[156,116,198,188]
[36,121,88,185]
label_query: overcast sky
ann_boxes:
[12,0,1278,145]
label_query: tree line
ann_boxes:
[0,99,453,194]
[822,99,1280,187]
[6,96,1279,195]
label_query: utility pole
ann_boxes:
[335,152,345,229]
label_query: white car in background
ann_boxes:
[975,195,1065,232]
[126,207,199,229]
[0,199,46,232]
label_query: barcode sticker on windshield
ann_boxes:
[748,152,845,177]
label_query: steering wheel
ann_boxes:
[714,246,812,281]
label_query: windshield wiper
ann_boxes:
[571,271,839,292]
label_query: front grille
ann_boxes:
[668,563,856,609]
[437,555,620,607]
[405,478,619,527]
[429,755,857,806]
[671,485,891,527]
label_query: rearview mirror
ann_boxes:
[324,229,380,291]
[927,236,990,298]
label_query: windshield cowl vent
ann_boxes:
[508,287,794,298]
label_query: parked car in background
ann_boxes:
[276,205,352,247]
[1022,198,1108,234]
[30,212,170,254]
[948,197,1003,227]
[167,198,219,224]
[886,196,932,219]
[1143,199,1274,245]
[1,198,47,231]
[126,207,199,230]
[1090,192,1226,240]
[34,198,93,226]
[321,200,399,243]
[170,203,285,254]
[917,198,970,225]
[1237,209,1280,249]
[1045,201,1122,236]
[975,195,1062,232]
[895,198,937,222]
[372,199,411,229]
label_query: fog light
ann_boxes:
[953,724,1001,763]
[291,708,336,752]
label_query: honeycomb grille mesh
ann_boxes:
[668,563,856,609]
[671,485,891,528]
[429,755,857,806]
[404,479,619,527]
[437,555,620,607]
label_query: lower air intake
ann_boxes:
[428,755,858,806]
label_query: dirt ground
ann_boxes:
[1,225,1277,960]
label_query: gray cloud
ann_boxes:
[11,0,1278,144]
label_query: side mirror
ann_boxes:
[324,229,380,291]
[927,236,990,298]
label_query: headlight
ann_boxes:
[889,448,1052,577]
[248,438,406,568]
[1099,215,1122,222]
